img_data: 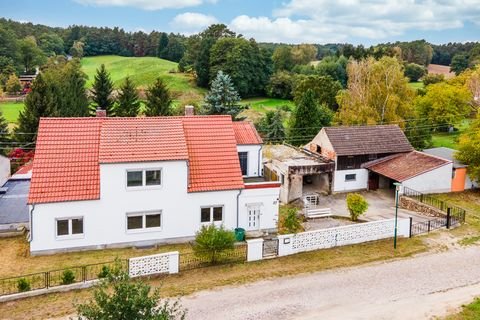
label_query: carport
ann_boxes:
[362,151,453,194]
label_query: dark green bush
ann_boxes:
[98,265,110,279]
[61,269,76,285]
[17,277,31,292]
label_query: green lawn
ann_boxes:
[0,101,24,124]
[431,119,471,149]
[240,97,294,123]
[408,81,424,90]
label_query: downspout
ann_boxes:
[29,204,35,242]
[236,188,243,228]
[257,146,262,177]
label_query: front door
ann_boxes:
[368,172,379,190]
[247,206,260,230]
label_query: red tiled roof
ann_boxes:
[183,116,245,192]
[363,151,451,182]
[232,121,263,145]
[29,118,102,204]
[29,116,251,204]
[99,117,188,163]
[15,162,33,175]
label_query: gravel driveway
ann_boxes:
[182,246,480,319]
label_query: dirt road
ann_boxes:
[182,246,480,319]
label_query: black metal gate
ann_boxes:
[262,238,279,257]
[410,217,446,236]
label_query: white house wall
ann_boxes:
[333,169,368,192]
[30,161,241,254]
[238,187,280,231]
[402,163,453,194]
[237,145,262,177]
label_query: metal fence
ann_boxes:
[0,260,126,297]
[179,244,247,271]
[402,187,467,223]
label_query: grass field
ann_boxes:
[240,97,294,123]
[431,119,471,149]
[0,101,24,128]
[81,55,205,104]
[408,81,424,90]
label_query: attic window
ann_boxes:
[316,145,322,153]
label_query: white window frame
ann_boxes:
[126,210,162,234]
[55,216,84,240]
[126,168,162,190]
[200,206,224,225]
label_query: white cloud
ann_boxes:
[171,12,218,32]
[75,0,217,10]
[229,0,480,43]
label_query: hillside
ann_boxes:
[81,55,206,103]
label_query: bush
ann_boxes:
[404,63,426,82]
[17,278,31,292]
[278,207,304,234]
[193,224,236,264]
[61,269,76,285]
[422,73,445,86]
[346,193,369,221]
[5,74,21,94]
[97,265,110,279]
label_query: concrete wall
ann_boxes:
[237,145,262,177]
[402,163,453,194]
[333,169,368,192]
[30,160,269,254]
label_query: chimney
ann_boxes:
[96,108,107,117]
[184,105,194,116]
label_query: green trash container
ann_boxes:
[234,228,245,241]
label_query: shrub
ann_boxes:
[76,263,186,320]
[5,74,21,94]
[17,278,31,292]
[404,63,426,82]
[61,269,76,285]
[278,207,304,234]
[193,224,236,264]
[98,265,110,279]
[346,193,369,221]
[422,73,445,86]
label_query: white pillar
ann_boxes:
[246,238,264,261]
[277,234,294,256]
[169,251,179,274]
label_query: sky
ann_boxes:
[1,0,480,45]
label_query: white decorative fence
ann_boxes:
[129,251,179,277]
[277,218,410,257]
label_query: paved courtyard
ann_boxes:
[316,189,430,223]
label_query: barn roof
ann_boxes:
[320,125,413,156]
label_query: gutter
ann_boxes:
[257,146,262,177]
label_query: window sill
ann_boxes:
[126,227,162,234]
[126,185,163,192]
[55,234,84,241]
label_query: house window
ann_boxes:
[345,174,356,182]
[238,152,248,176]
[56,217,84,237]
[127,169,161,188]
[316,145,322,153]
[200,206,224,223]
[127,211,162,231]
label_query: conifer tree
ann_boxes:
[289,89,333,146]
[203,71,244,120]
[15,74,55,143]
[144,78,172,116]
[0,111,10,156]
[57,59,89,117]
[257,110,285,142]
[91,64,114,114]
[115,76,140,117]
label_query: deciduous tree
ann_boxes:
[404,63,426,82]
[18,36,46,73]
[457,115,480,183]
[5,74,21,94]
[336,57,415,126]
[293,75,342,110]
[272,46,294,71]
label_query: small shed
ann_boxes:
[423,147,477,191]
